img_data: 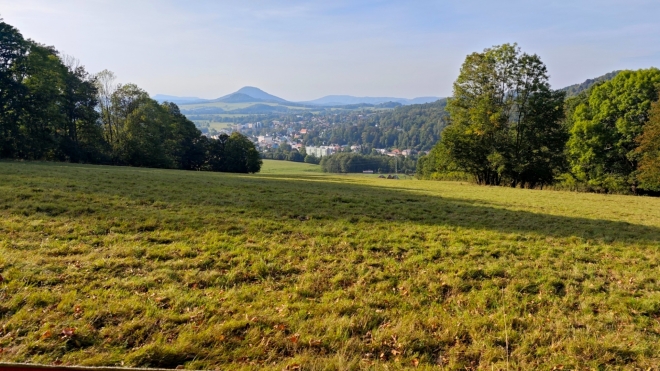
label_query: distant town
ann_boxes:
[204,120,420,158]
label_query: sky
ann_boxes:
[1,0,659,101]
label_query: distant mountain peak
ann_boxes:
[154,88,441,107]
[236,86,265,93]
[217,92,264,103]
[217,86,289,103]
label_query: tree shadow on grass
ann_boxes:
[262,176,660,242]
[6,162,660,243]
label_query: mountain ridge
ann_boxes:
[299,95,441,106]
[156,70,623,108]
[559,71,621,97]
[154,87,441,107]
[214,86,291,104]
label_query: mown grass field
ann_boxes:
[1,160,660,370]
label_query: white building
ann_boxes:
[257,136,273,144]
[305,146,335,158]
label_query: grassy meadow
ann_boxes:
[1,160,660,370]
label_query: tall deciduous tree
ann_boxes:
[94,69,119,150]
[224,132,262,173]
[0,20,28,157]
[59,54,103,162]
[0,19,263,174]
[439,44,566,187]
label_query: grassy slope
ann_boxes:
[1,161,660,370]
[259,160,322,174]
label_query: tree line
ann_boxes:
[418,44,660,194]
[320,152,416,174]
[234,102,447,152]
[318,102,448,151]
[259,143,322,164]
[0,20,261,173]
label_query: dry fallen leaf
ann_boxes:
[74,305,83,314]
[412,358,419,367]
[274,324,287,331]
[41,330,53,339]
[309,339,321,347]
[286,363,300,370]
[61,328,76,338]
[289,333,300,344]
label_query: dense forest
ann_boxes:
[320,152,416,174]
[316,100,448,150]
[418,43,660,194]
[232,100,447,152]
[0,20,261,173]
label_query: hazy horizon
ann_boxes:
[152,88,444,102]
[2,0,659,101]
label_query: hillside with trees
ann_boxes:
[560,70,621,97]
[0,20,261,173]
[565,68,660,193]
[244,100,448,152]
[418,44,660,194]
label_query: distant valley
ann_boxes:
[153,86,442,117]
[154,71,621,120]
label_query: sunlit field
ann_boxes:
[1,160,660,370]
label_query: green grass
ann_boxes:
[208,122,233,131]
[1,160,660,370]
[259,160,323,174]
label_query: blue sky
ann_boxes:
[1,0,659,101]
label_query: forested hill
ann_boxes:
[313,99,448,151]
[316,71,626,150]
[560,71,621,97]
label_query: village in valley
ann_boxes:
[200,114,421,160]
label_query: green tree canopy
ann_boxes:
[433,43,566,187]
[0,19,262,174]
[0,21,28,157]
[567,68,660,192]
